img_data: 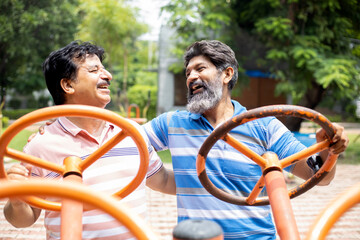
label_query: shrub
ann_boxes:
[3,109,37,119]
[127,85,157,120]
[2,116,9,128]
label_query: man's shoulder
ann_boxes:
[23,122,68,151]
[152,110,192,123]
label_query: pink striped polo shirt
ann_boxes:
[23,117,163,240]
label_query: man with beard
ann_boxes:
[143,40,348,239]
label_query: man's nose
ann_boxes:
[101,68,112,81]
[186,72,199,87]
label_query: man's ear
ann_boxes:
[60,78,75,94]
[223,67,234,85]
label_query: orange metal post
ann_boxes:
[0,180,160,240]
[127,104,147,124]
[263,152,300,240]
[127,104,140,118]
[61,157,83,240]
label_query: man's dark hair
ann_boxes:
[43,40,105,105]
[184,40,239,90]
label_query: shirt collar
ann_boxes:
[57,117,114,137]
[189,100,247,120]
[232,100,247,116]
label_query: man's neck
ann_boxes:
[66,116,106,138]
[203,97,234,128]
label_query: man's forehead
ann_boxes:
[78,55,102,68]
[186,55,212,70]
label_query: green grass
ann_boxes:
[1,128,36,163]
[157,150,172,163]
[341,133,360,165]
[3,128,36,152]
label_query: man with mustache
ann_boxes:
[143,40,349,239]
[4,41,175,240]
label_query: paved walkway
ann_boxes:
[0,163,359,240]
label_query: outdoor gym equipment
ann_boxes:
[305,182,360,239]
[127,103,147,124]
[0,105,357,240]
[0,179,159,239]
[0,105,150,239]
[196,105,339,240]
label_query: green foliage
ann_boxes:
[3,109,37,119]
[161,0,236,60]
[343,134,360,164]
[255,17,293,41]
[76,0,150,113]
[0,0,80,102]
[127,85,157,120]
[162,0,360,117]
[8,99,22,109]
[250,0,360,107]
[2,116,9,128]
[76,0,148,69]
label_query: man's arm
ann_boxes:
[3,164,42,227]
[292,123,348,186]
[146,165,176,195]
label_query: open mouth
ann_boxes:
[97,85,108,89]
[189,80,205,95]
[97,80,110,90]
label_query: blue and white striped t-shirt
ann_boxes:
[144,100,306,239]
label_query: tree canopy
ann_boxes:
[0,0,80,104]
[162,0,360,130]
[0,0,157,118]
[76,0,149,113]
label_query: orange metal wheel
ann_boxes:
[196,105,338,206]
[0,179,159,240]
[305,182,360,240]
[0,105,149,211]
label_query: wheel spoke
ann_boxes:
[80,130,127,170]
[280,140,331,168]
[0,105,149,211]
[223,133,267,168]
[246,175,265,205]
[5,148,65,174]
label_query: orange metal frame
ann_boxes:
[305,182,360,240]
[0,104,357,239]
[0,105,150,239]
[127,103,147,124]
[196,105,340,239]
[0,179,159,240]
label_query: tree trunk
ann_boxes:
[285,80,325,132]
[122,47,129,111]
[0,52,8,105]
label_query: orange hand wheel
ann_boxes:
[0,104,149,211]
[196,105,338,206]
[305,182,360,240]
[0,179,159,240]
